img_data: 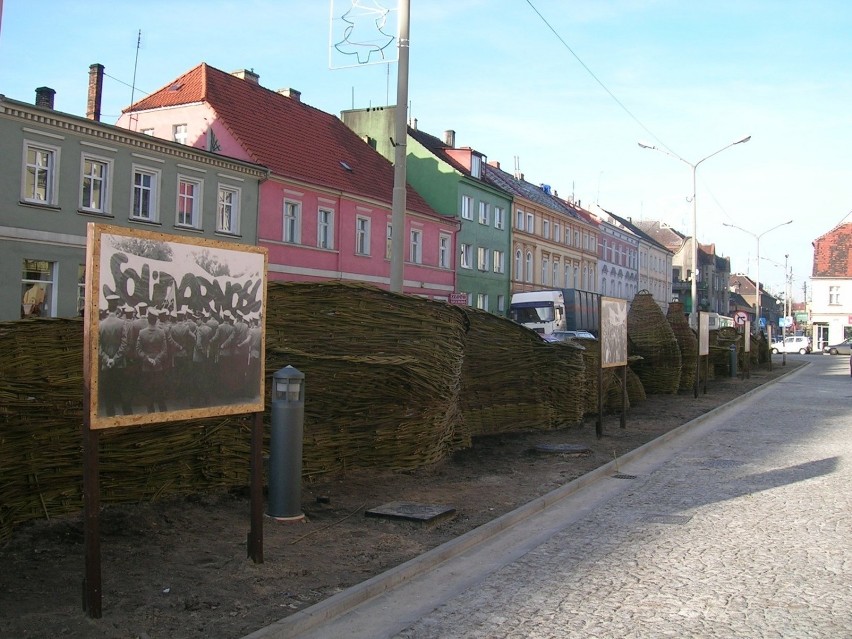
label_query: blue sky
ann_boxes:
[2,0,850,301]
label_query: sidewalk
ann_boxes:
[245,356,852,638]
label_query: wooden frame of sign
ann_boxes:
[742,319,751,380]
[696,311,710,397]
[81,223,268,617]
[596,297,629,438]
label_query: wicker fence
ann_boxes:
[1,283,717,542]
[1,282,596,542]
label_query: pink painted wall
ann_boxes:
[118,106,457,300]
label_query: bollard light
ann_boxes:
[267,366,305,521]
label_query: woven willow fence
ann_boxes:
[3,281,645,542]
[666,301,698,390]
[627,291,682,394]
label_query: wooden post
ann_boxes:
[247,411,264,563]
[82,427,102,618]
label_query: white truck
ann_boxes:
[509,289,600,336]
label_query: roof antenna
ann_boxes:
[129,29,142,130]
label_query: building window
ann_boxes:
[543,220,550,240]
[173,124,188,145]
[22,141,60,205]
[525,251,533,283]
[829,286,840,305]
[477,293,488,310]
[479,201,489,225]
[177,176,202,228]
[542,257,549,286]
[460,243,472,269]
[477,247,489,271]
[284,200,302,244]
[553,262,559,286]
[515,249,522,280]
[410,228,422,264]
[461,195,473,220]
[356,216,371,255]
[554,223,560,243]
[526,213,534,233]
[493,250,505,274]
[80,155,111,213]
[318,208,334,249]
[574,230,580,247]
[217,185,240,234]
[439,234,451,268]
[471,154,482,179]
[386,223,393,259]
[494,206,505,230]
[516,209,524,229]
[497,294,505,313]
[21,259,54,318]
[131,166,160,222]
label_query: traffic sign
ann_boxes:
[733,311,748,326]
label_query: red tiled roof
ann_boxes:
[812,223,852,277]
[126,63,437,217]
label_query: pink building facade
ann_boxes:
[117,64,458,299]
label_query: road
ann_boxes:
[246,354,852,639]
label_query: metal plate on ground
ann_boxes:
[532,443,593,455]
[365,501,456,524]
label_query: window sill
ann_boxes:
[77,209,114,218]
[19,200,61,211]
[173,225,203,233]
[129,217,162,226]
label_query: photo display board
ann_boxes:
[600,297,628,368]
[84,224,268,429]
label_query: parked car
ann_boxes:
[550,330,597,341]
[822,337,852,355]
[770,335,812,354]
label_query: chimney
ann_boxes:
[443,129,455,147]
[35,87,56,109]
[87,63,104,122]
[488,160,501,169]
[412,117,418,130]
[277,88,301,102]
[231,69,260,84]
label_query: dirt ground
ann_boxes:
[1,361,802,639]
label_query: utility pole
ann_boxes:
[389,0,410,293]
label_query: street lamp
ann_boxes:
[639,135,751,328]
[722,219,793,329]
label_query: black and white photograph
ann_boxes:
[85,224,267,429]
[600,297,627,368]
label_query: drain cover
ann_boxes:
[533,443,593,455]
[611,473,637,480]
[365,502,456,524]
[703,459,742,468]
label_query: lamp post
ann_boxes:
[722,219,792,329]
[639,135,751,328]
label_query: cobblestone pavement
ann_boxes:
[391,356,852,639]
[259,355,852,639]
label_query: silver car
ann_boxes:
[822,337,852,355]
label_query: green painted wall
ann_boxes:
[341,107,512,315]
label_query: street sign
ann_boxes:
[758,317,766,328]
[733,311,748,326]
[448,293,468,306]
